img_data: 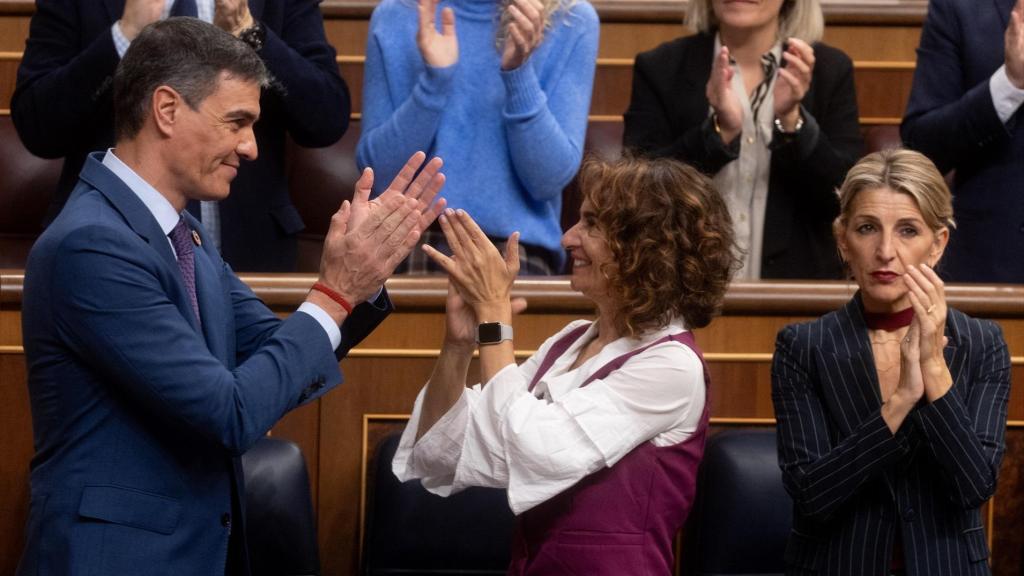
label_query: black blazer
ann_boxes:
[12,0,350,272]
[771,295,1010,575]
[623,33,862,279]
[901,0,1024,283]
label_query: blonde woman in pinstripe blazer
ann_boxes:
[771,149,1011,576]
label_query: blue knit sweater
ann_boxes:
[356,0,599,267]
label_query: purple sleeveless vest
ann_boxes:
[507,325,711,576]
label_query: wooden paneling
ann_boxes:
[0,354,30,576]
[0,53,918,124]
[0,5,924,123]
[0,54,17,110]
[0,16,29,52]
[994,428,1024,575]
[2,274,1022,575]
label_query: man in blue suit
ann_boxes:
[902,0,1024,283]
[13,0,350,271]
[18,18,445,576]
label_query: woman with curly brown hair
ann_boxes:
[393,155,739,575]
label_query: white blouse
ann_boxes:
[392,317,706,514]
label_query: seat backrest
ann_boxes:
[242,437,320,576]
[0,116,61,268]
[362,432,514,576]
[682,429,792,576]
[861,125,902,154]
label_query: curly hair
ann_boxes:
[576,155,739,335]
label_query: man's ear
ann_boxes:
[151,85,182,137]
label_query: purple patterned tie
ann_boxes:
[169,217,201,327]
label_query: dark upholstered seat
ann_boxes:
[0,116,61,268]
[242,437,320,576]
[362,432,514,576]
[681,429,792,576]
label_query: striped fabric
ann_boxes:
[771,295,1010,576]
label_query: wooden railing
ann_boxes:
[2,272,1022,575]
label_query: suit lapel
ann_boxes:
[190,224,229,361]
[81,153,204,335]
[102,0,126,24]
[942,313,966,395]
[678,33,715,91]
[995,0,1015,28]
[815,296,903,499]
[817,296,882,431]
[80,153,179,271]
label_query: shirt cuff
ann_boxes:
[111,22,130,58]
[988,65,1024,124]
[367,286,385,307]
[297,302,342,350]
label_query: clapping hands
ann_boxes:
[501,0,546,70]
[773,38,815,131]
[316,152,447,311]
[418,0,458,68]
[706,46,743,144]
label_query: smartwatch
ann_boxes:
[476,322,513,346]
[238,21,265,52]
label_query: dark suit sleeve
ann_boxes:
[336,289,393,359]
[772,324,911,522]
[770,46,862,202]
[622,48,739,174]
[11,0,120,158]
[258,0,350,147]
[900,0,1009,173]
[51,224,342,456]
[230,272,391,367]
[911,317,1010,508]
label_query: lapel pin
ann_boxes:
[192,230,202,247]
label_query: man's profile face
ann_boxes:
[169,72,261,202]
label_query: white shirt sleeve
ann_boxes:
[393,320,706,514]
[111,22,131,58]
[989,64,1024,124]
[296,302,341,351]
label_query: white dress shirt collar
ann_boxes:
[102,149,182,236]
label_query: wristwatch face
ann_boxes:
[477,322,505,344]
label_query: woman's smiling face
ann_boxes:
[562,198,614,302]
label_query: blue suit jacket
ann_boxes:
[18,154,390,576]
[771,296,1010,576]
[902,0,1024,283]
[12,0,349,271]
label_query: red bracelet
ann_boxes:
[311,282,354,315]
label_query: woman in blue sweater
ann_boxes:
[357,0,599,274]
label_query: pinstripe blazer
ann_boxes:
[771,295,1010,575]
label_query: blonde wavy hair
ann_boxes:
[496,0,580,49]
[685,0,824,43]
[834,148,956,237]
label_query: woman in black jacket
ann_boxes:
[624,0,862,279]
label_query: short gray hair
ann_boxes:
[113,17,270,140]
